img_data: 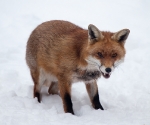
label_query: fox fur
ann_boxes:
[26,20,130,114]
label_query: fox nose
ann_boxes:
[105,68,111,73]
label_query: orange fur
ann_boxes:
[26,20,130,114]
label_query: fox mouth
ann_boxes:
[101,72,111,79]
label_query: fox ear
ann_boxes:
[112,29,130,42]
[88,24,104,44]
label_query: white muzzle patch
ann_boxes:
[85,56,101,71]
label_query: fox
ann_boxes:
[26,20,130,114]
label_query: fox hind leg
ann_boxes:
[34,84,41,103]
[31,69,45,103]
[48,82,59,95]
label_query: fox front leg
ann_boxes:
[85,81,104,110]
[58,79,74,114]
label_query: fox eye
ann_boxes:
[112,53,117,58]
[97,52,104,58]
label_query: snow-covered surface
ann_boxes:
[0,0,150,125]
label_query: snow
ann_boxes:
[0,0,150,125]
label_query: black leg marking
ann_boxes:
[35,92,41,103]
[64,93,74,114]
[93,92,104,110]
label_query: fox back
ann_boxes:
[26,20,130,114]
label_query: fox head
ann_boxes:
[85,24,130,79]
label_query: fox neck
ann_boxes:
[76,42,101,81]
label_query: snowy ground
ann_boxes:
[0,0,150,125]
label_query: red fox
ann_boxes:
[26,20,130,114]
